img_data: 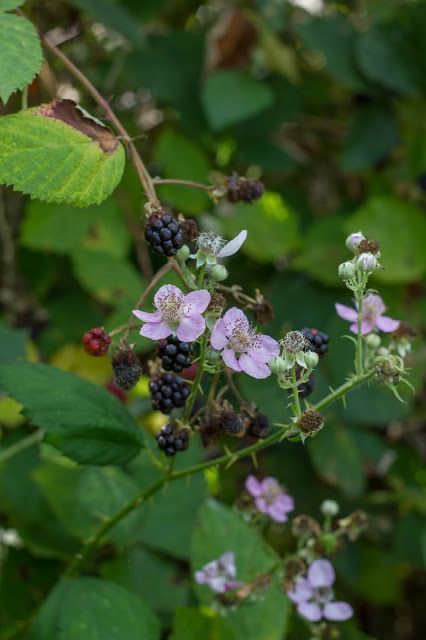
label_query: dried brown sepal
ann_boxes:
[250,290,275,324]
[283,556,307,591]
[355,238,380,256]
[291,514,322,539]
[338,510,368,541]
[297,410,324,435]
[179,217,199,243]
[207,291,227,314]
[392,321,417,339]
[38,99,119,153]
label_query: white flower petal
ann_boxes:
[217,230,247,258]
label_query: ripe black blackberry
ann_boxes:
[145,213,184,257]
[298,375,315,399]
[226,173,264,203]
[159,336,193,373]
[156,423,190,456]
[149,373,190,414]
[221,410,246,437]
[301,327,329,357]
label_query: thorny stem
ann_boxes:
[153,178,213,192]
[355,287,364,376]
[291,365,301,417]
[63,370,372,576]
[38,29,158,203]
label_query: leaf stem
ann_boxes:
[153,178,213,192]
[291,365,301,416]
[0,430,44,463]
[355,287,364,375]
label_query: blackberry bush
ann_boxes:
[149,373,190,414]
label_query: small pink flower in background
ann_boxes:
[287,558,353,623]
[133,284,210,342]
[211,307,279,379]
[335,293,400,335]
[195,552,242,593]
[245,475,294,522]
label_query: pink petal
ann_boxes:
[254,497,268,513]
[222,347,242,371]
[335,303,357,322]
[376,315,400,332]
[154,284,183,307]
[195,570,208,585]
[132,309,162,322]
[297,602,322,622]
[267,503,289,522]
[364,293,386,315]
[287,577,313,604]
[239,353,272,379]
[176,315,205,342]
[211,319,228,350]
[261,477,280,493]
[323,601,353,621]
[245,475,263,497]
[184,289,211,314]
[249,335,280,362]
[140,321,171,340]
[275,494,295,513]
[217,230,247,257]
[349,320,375,335]
[222,307,249,333]
[219,552,236,577]
[308,559,335,589]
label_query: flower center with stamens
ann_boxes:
[262,484,282,505]
[226,319,259,355]
[157,291,185,324]
[362,300,378,324]
[312,586,333,606]
[197,232,226,256]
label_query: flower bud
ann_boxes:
[320,499,340,517]
[365,333,381,349]
[345,231,365,252]
[301,350,319,370]
[338,261,357,282]
[176,245,190,261]
[269,356,288,376]
[356,252,378,274]
[208,264,228,282]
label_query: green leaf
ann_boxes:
[29,577,161,640]
[171,607,234,640]
[0,12,43,103]
[340,107,398,171]
[21,198,130,257]
[154,129,210,214]
[308,425,365,497]
[0,323,27,365]
[192,500,291,640]
[219,192,300,263]
[297,15,365,90]
[356,26,420,94]
[72,249,143,305]
[0,102,125,206]
[0,1,25,10]
[0,363,144,465]
[202,71,274,131]
[346,196,426,283]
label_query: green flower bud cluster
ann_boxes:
[338,231,382,291]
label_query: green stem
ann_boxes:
[291,365,301,416]
[355,288,364,375]
[182,331,208,423]
[0,430,44,462]
[63,371,373,576]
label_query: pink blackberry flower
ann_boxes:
[195,552,242,593]
[245,475,294,522]
[133,284,210,342]
[210,307,279,379]
[287,558,353,623]
[335,293,400,335]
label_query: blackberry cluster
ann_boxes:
[112,348,142,390]
[156,423,190,456]
[82,327,111,356]
[145,213,184,257]
[301,327,329,357]
[226,174,264,203]
[149,373,190,414]
[159,336,193,373]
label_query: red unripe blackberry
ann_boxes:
[247,413,270,439]
[82,327,111,356]
[112,348,142,390]
[149,373,190,414]
[301,327,329,357]
[156,423,190,456]
[159,336,193,373]
[226,173,264,204]
[145,213,184,257]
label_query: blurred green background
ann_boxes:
[0,1,425,639]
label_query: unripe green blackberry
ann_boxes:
[159,336,193,373]
[149,373,190,414]
[145,212,184,257]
